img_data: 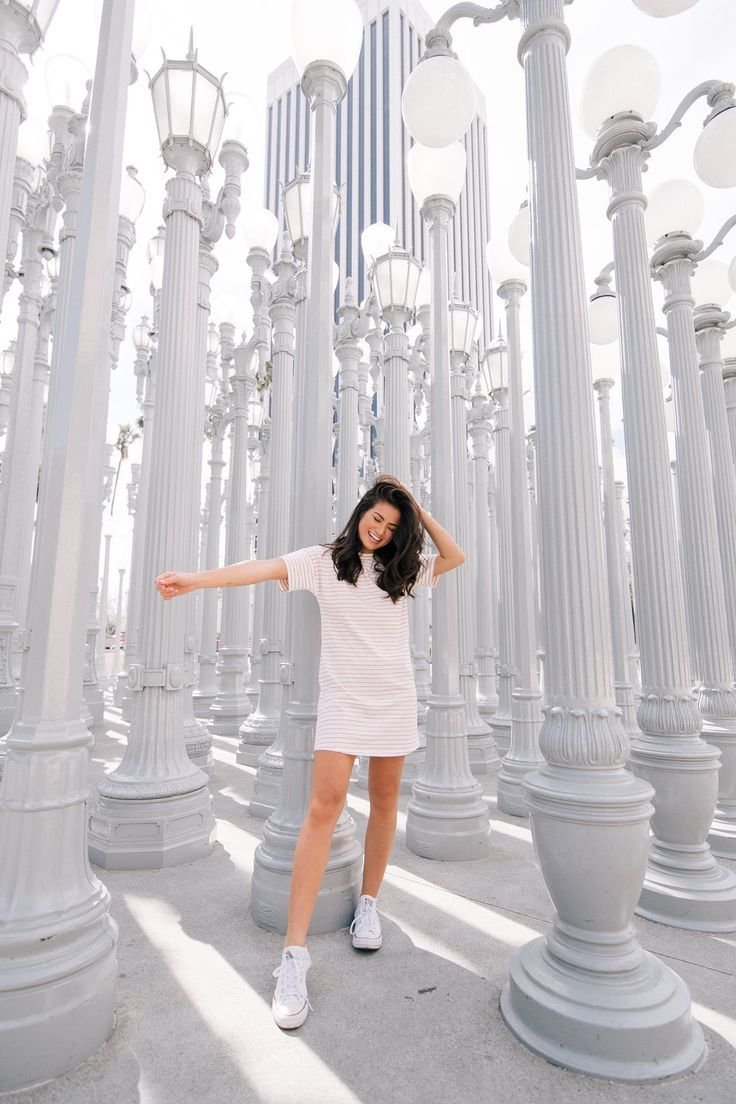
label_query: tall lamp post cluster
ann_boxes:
[2,0,736,1092]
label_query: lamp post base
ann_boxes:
[705,724,736,859]
[0,917,118,1093]
[501,936,704,1082]
[251,809,362,934]
[237,712,278,767]
[208,693,251,737]
[490,713,511,755]
[192,689,217,718]
[88,787,215,870]
[467,733,500,776]
[249,737,284,819]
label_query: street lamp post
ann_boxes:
[250,0,365,933]
[486,331,513,752]
[494,278,543,815]
[403,138,491,861]
[89,39,238,870]
[0,1,134,1087]
[402,0,703,1077]
[448,295,497,773]
[723,357,736,464]
[592,378,638,737]
[468,379,497,717]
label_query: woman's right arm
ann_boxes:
[156,557,288,600]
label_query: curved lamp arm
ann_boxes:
[695,213,736,264]
[427,1,514,55]
[646,80,734,152]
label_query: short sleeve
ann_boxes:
[277,546,324,594]
[415,553,440,588]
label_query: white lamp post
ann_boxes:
[495,278,543,815]
[403,136,490,861]
[483,329,513,752]
[585,46,736,933]
[89,39,235,870]
[592,377,638,737]
[724,357,736,465]
[467,376,498,718]
[448,295,497,772]
[0,0,60,291]
[251,0,364,935]
[0,1,134,1088]
[112,567,125,681]
[248,237,298,818]
[404,1,703,1078]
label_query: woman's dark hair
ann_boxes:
[327,480,424,603]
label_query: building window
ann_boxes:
[285,89,292,185]
[266,103,273,209]
[295,85,301,174]
[347,76,354,277]
[358,40,366,303]
[382,10,390,226]
[275,97,282,222]
[370,20,377,226]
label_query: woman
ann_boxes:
[155,476,464,1029]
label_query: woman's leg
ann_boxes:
[362,756,405,897]
[284,750,355,947]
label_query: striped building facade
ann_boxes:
[264,0,494,347]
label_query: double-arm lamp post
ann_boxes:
[401,0,703,1079]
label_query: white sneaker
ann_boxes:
[272,946,312,1029]
[350,895,383,949]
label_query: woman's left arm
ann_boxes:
[420,508,465,576]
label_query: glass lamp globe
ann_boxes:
[149,49,227,172]
[282,172,311,247]
[691,258,733,307]
[132,318,152,351]
[694,107,736,189]
[291,0,363,80]
[247,396,265,429]
[728,254,736,296]
[223,90,258,147]
[44,54,90,110]
[645,178,704,242]
[485,238,527,283]
[147,225,165,264]
[481,330,508,394]
[244,207,279,253]
[214,290,245,327]
[207,323,220,356]
[508,202,530,267]
[16,117,49,166]
[92,0,151,60]
[415,266,431,310]
[13,1,60,53]
[372,247,422,315]
[361,222,394,266]
[448,299,479,357]
[407,141,466,207]
[632,0,699,14]
[588,293,619,345]
[149,253,165,292]
[44,251,60,281]
[119,285,133,314]
[579,45,661,139]
[402,55,476,148]
[1,344,16,378]
[119,165,145,223]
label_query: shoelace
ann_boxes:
[350,899,378,934]
[273,956,313,1011]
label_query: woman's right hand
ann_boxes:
[155,571,199,600]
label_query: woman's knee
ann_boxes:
[367,784,399,817]
[306,787,345,826]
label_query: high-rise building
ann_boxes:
[264,0,494,347]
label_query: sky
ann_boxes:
[1,0,735,614]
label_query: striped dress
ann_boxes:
[278,545,439,756]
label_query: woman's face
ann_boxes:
[358,499,401,553]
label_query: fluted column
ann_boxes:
[499,0,702,1079]
[526,428,544,686]
[112,568,125,681]
[335,277,362,533]
[450,351,497,771]
[410,429,432,725]
[496,279,542,814]
[251,61,363,933]
[653,234,736,862]
[593,379,638,736]
[0,12,31,299]
[615,480,640,698]
[695,306,736,669]
[0,2,131,1087]
[0,205,44,734]
[405,193,490,861]
[208,340,254,735]
[89,153,215,870]
[469,394,498,717]
[723,358,736,465]
[96,532,113,681]
[242,241,296,780]
[491,385,513,752]
[192,410,225,717]
[118,347,155,720]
